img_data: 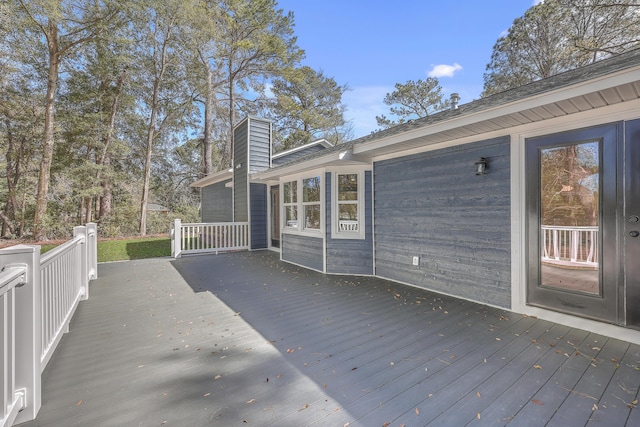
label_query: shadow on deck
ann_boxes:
[19,251,640,426]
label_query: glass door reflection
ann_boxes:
[539,142,600,294]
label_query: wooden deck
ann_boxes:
[18,251,640,426]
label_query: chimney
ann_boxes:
[450,93,460,110]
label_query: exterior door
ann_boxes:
[271,186,280,248]
[526,123,623,325]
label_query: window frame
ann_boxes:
[280,170,324,236]
[331,168,366,240]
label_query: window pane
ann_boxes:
[303,176,321,202]
[338,204,358,232]
[284,181,297,204]
[304,205,320,229]
[338,174,358,201]
[285,206,297,227]
[338,204,357,221]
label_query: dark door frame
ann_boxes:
[525,123,623,325]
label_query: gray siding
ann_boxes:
[281,234,323,271]
[234,120,248,221]
[374,137,511,308]
[326,171,374,275]
[272,144,327,166]
[248,118,271,174]
[250,183,267,250]
[201,180,232,222]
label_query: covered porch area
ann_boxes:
[19,252,640,426]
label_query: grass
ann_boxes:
[97,236,171,262]
[3,235,171,262]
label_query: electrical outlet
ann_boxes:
[412,256,419,266]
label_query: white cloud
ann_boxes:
[342,85,392,137]
[533,0,544,4]
[427,63,463,78]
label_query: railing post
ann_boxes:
[173,219,182,258]
[1,245,42,425]
[74,226,89,301]
[86,222,98,281]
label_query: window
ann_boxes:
[283,180,297,228]
[303,176,321,230]
[281,173,323,234]
[332,170,365,239]
[337,174,358,231]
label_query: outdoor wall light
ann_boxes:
[475,157,487,175]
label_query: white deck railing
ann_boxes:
[541,225,598,268]
[171,219,250,258]
[0,223,97,427]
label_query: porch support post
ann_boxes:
[86,222,98,280]
[74,226,89,301]
[172,219,182,258]
[3,245,43,424]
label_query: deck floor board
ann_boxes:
[17,251,640,427]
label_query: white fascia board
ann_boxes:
[272,139,334,160]
[353,66,640,156]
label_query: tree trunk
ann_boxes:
[99,152,112,220]
[2,119,19,237]
[203,66,214,176]
[227,62,235,169]
[33,20,60,240]
[96,68,126,223]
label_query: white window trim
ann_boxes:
[330,168,367,240]
[281,170,325,237]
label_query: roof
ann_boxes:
[253,48,640,180]
[271,138,334,160]
[190,169,233,188]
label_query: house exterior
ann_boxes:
[192,48,640,344]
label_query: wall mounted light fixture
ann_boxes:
[475,157,487,175]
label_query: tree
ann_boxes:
[133,0,199,235]
[270,66,349,150]
[482,0,640,97]
[16,0,120,239]
[212,0,302,168]
[375,78,446,129]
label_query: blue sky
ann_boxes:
[276,0,542,137]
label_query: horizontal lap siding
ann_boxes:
[234,122,248,222]
[250,184,267,250]
[282,234,323,272]
[326,171,374,275]
[374,137,511,308]
[248,118,271,173]
[201,180,232,222]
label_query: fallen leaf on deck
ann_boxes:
[592,404,598,411]
[477,392,481,398]
[415,407,420,415]
[76,400,82,405]
[532,399,544,405]
[246,398,256,404]
[477,413,481,419]
[287,348,295,353]
[533,365,542,369]
[203,393,210,397]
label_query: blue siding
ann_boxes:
[201,180,232,222]
[326,171,374,275]
[234,120,248,222]
[250,183,267,250]
[281,234,323,271]
[374,137,511,308]
[248,118,271,174]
